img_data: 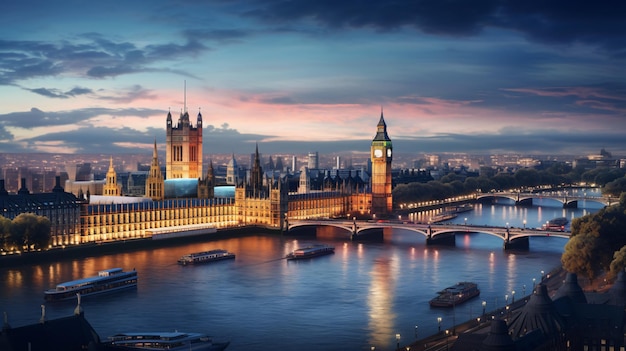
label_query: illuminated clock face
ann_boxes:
[374,149,383,158]
[387,148,392,157]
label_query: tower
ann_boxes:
[370,108,393,216]
[145,140,164,200]
[165,86,203,179]
[103,157,121,196]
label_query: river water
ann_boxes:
[0,189,605,351]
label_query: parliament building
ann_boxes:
[0,107,394,249]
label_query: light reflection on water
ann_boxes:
[0,197,602,351]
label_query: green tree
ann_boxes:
[10,213,52,251]
[604,177,626,197]
[562,231,599,280]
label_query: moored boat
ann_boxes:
[105,331,230,351]
[429,282,480,308]
[286,244,335,260]
[177,249,235,266]
[44,268,137,302]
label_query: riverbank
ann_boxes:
[0,225,279,268]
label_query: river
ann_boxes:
[0,189,605,351]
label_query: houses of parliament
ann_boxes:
[0,106,393,248]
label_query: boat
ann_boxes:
[44,268,137,302]
[430,212,457,223]
[286,244,335,260]
[105,331,230,351]
[429,282,480,308]
[543,217,568,231]
[177,249,235,266]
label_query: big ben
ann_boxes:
[371,110,393,216]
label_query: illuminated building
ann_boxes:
[370,109,393,216]
[166,104,202,179]
[1,113,384,248]
[102,157,122,196]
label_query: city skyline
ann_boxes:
[1,1,625,156]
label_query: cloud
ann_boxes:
[0,107,163,129]
[238,0,626,54]
[0,35,210,85]
[24,86,94,99]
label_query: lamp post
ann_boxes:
[464,217,467,226]
[482,300,486,316]
[414,325,418,339]
[445,330,450,351]
[541,270,545,281]
[438,317,442,332]
[512,290,515,303]
[523,219,526,229]
[533,278,536,289]
[523,284,526,297]
[396,333,401,350]
[505,294,509,305]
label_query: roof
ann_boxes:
[0,311,101,351]
[507,284,566,340]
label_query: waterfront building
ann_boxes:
[370,109,393,216]
[0,178,82,246]
[165,107,202,179]
[1,113,383,247]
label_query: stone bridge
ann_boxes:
[286,219,571,250]
[476,192,612,208]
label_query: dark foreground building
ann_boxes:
[451,271,626,351]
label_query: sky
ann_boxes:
[0,0,625,157]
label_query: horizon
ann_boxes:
[1,1,625,156]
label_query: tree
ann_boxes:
[10,213,52,251]
[562,231,599,280]
[0,216,12,251]
[609,246,626,279]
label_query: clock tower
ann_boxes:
[371,109,393,217]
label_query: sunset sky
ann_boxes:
[1,0,625,156]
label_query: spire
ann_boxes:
[184,80,187,114]
[373,108,390,141]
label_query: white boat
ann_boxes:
[106,331,229,350]
[177,249,235,266]
[44,268,137,302]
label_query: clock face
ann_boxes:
[387,148,392,157]
[374,149,383,158]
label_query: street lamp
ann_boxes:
[523,284,526,297]
[532,277,536,288]
[464,217,467,226]
[438,317,442,332]
[541,270,545,281]
[505,294,509,305]
[414,325,418,339]
[482,301,486,315]
[396,333,401,350]
[523,219,526,229]
[512,290,515,303]
[445,330,450,351]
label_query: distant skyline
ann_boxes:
[1,1,625,156]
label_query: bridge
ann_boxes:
[476,192,613,208]
[286,219,571,250]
